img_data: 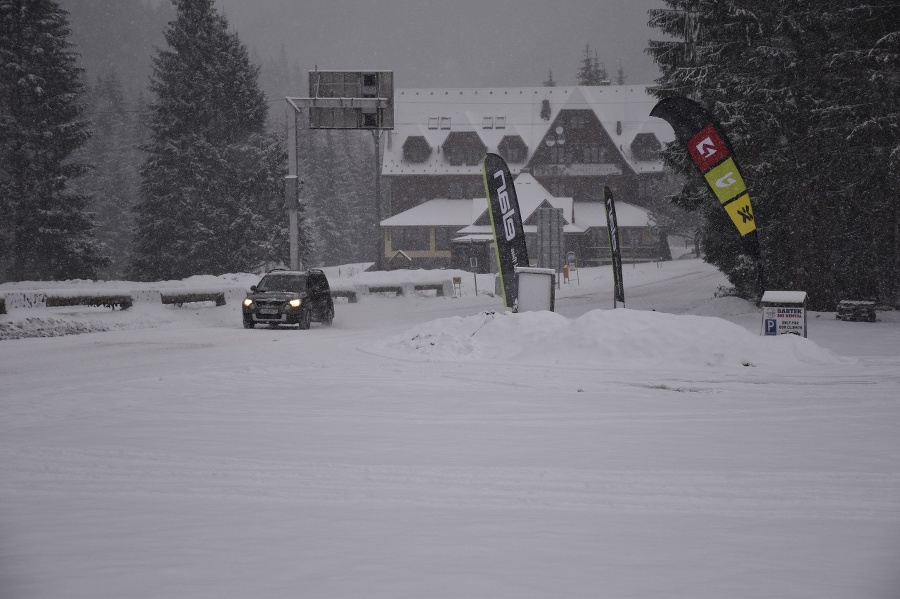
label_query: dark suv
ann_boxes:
[242,269,334,330]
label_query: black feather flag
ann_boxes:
[603,186,625,307]
[482,153,529,309]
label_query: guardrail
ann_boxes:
[45,293,133,310]
[0,280,455,314]
[160,291,226,307]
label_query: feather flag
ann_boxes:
[482,153,529,309]
[650,96,760,260]
[603,186,625,307]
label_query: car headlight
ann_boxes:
[289,298,302,308]
[243,298,253,307]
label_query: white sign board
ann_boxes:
[761,290,807,337]
[515,267,556,312]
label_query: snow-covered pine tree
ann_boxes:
[70,71,142,278]
[332,131,376,265]
[593,51,608,84]
[543,69,557,87]
[130,0,287,281]
[612,62,624,85]
[647,0,900,309]
[576,43,600,86]
[0,0,107,281]
[815,2,900,307]
[59,0,173,101]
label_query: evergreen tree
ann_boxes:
[577,44,609,86]
[616,62,626,85]
[593,51,608,84]
[0,0,106,281]
[647,1,900,308]
[130,0,288,281]
[543,69,557,87]
[70,71,142,278]
[300,130,374,267]
[59,0,173,101]
[576,43,599,85]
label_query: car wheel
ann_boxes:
[322,304,334,326]
[298,309,311,330]
[243,317,255,329]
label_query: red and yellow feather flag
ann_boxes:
[650,97,760,261]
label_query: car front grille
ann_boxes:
[255,299,284,309]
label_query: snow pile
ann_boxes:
[0,316,115,340]
[378,308,848,369]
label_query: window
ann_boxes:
[443,131,487,166]
[582,144,604,163]
[391,227,430,251]
[503,146,526,162]
[549,181,570,197]
[440,117,451,130]
[258,274,306,293]
[402,136,432,163]
[498,135,528,164]
[482,116,493,129]
[550,145,572,164]
[434,228,453,251]
[494,116,506,129]
[428,117,439,130]
[631,133,662,161]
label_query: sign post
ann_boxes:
[286,70,394,271]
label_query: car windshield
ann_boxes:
[256,274,306,293]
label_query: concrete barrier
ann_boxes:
[160,291,226,306]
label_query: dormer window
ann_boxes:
[498,135,528,163]
[631,132,662,161]
[402,136,432,163]
[442,131,487,166]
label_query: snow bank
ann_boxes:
[377,308,848,369]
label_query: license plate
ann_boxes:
[260,308,279,315]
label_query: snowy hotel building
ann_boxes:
[379,85,677,271]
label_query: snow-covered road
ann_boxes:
[2,260,899,598]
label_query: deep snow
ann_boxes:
[1,259,899,598]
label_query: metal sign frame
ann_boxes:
[284,70,394,270]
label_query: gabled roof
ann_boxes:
[381,173,651,230]
[380,199,473,227]
[382,85,674,177]
[470,173,571,226]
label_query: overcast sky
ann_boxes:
[209,0,666,89]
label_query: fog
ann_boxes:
[210,0,665,88]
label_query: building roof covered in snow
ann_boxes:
[381,173,651,232]
[382,85,674,177]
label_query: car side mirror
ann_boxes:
[250,285,257,292]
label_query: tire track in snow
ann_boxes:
[3,444,898,522]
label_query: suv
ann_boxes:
[242,269,334,330]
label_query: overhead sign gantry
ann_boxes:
[285,70,394,270]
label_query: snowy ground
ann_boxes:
[2,259,899,598]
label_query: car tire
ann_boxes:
[322,304,334,326]
[243,317,255,329]
[298,308,311,330]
